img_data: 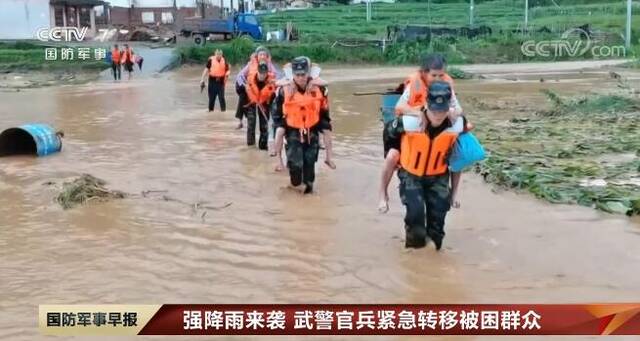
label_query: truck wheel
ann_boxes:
[193,34,205,46]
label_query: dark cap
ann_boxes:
[258,61,268,74]
[427,81,452,112]
[291,56,310,75]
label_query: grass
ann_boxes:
[178,31,612,66]
[174,1,640,65]
[246,0,640,64]
[177,37,386,65]
[261,1,640,41]
[473,90,640,216]
[447,66,473,79]
[0,42,109,73]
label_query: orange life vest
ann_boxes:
[246,72,276,106]
[402,72,455,108]
[209,56,227,78]
[111,48,121,63]
[399,129,458,177]
[283,84,327,129]
[121,48,133,64]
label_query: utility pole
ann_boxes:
[469,0,474,27]
[626,0,632,49]
[366,0,371,22]
[524,0,528,31]
[195,0,206,18]
[173,0,177,25]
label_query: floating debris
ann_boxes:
[609,71,622,80]
[56,174,126,210]
[579,179,608,187]
[474,91,640,216]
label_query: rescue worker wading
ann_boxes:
[200,49,231,112]
[121,44,135,80]
[387,81,460,250]
[378,53,465,214]
[272,57,331,194]
[111,44,122,81]
[244,61,276,150]
[235,46,281,129]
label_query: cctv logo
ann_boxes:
[36,27,88,42]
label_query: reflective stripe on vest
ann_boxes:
[209,57,227,77]
[399,130,458,176]
[406,73,427,107]
[283,85,324,129]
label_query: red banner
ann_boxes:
[135,304,640,335]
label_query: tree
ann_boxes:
[195,0,208,18]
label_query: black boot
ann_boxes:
[303,183,313,194]
[427,231,443,251]
[258,134,268,150]
[405,227,428,249]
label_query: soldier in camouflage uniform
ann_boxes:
[271,57,332,194]
[386,81,460,250]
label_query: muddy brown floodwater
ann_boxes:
[1,60,639,341]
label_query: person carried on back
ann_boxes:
[244,61,277,150]
[386,81,462,250]
[271,56,333,194]
[272,58,336,171]
[235,46,281,129]
[378,53,469,213]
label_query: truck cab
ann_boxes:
[235,13,262,40]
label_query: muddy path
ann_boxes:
[321,58,631,82]
[0,60,639,341]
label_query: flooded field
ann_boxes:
[1,60,639,341]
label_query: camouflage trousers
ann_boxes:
[285,128,320,189]
[245,104,270,150]
[398,169,451,248]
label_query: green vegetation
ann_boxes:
[249,0,638,64]
[180,0,637,65]
[0,42,108,72]
[447,66,473,79]
[177,37,385,64]
[474,90,640,216]
[262,0,637,41]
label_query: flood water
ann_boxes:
[1,61,639,341]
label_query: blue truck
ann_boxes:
[181,13,263,44]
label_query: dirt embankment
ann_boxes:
[0,71,101,90]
